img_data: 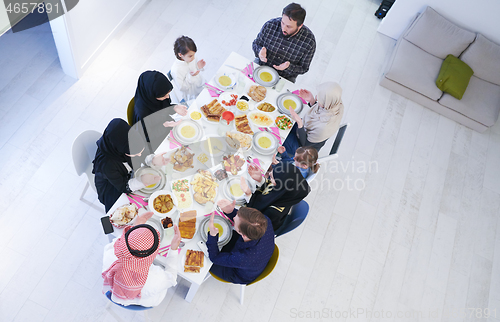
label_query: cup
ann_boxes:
[275,77,286,92]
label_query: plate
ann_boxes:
[218,92,239,109]
[135,166,166,195]
[275,115,293,130]
[200,136,226,157]
[253,65,280,87]
[181,247,206,273]
[222,153,247,176]
[225,131,253,152]
[247,111,274,127]
[109,203,138,227]
[191,170,219,205]
[252,131,278,155]
[214,72,237,90]
[199,215,233,247]
[235,99,250,112]
[173,119,203,145]
[223,176,250,204]
[276,92,303,115]
[256,102,277,113]
[148,190,178,217]
[171,178,193,210]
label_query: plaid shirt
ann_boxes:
[252,17,316,81]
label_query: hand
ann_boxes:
[170,225,181,250]
[217,199,236,214]
[163,120,181,127]
[152,152,170,167]
[259,47,267,62]
[174,104,188,116]
[299,89,315,104]
[277,146,286,154]
[135,211,153,225]
[271,154,279,165]
[190,70,200,76]
[273,61,290,71]
[197,59,206,70]
[248,164,263,182]
[240,176,251,196]
[141,174,160,186]
[208,211,219,237]
[289,107,303,128]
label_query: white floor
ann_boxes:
[1,0,499,321]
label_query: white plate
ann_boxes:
[171,178,193,210]
[135,167,166,194]
[225,132,253,152]
[223,176,250,204]
[173,119,203,145]
[181,247,207,273]
[199,215,233,247]
[214,72,237,90]
[255,102,277,113]
[253,66,280,87]
[252,131,278,155]
[218,92,239,109]
[148,190,178,217]
[247,111,274,127]
[221,153,247,176]
[276,92,304,115]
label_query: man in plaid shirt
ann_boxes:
[252,3,316,83]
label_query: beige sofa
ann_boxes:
[380,6,500,132]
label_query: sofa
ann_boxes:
[380,6,500,132]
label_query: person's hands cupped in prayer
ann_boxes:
[174,104,188,116]
[273,61,290,71]
[259,47,268,62]
[217,199,236,214]
[289,107,303,128]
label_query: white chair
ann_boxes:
[306,123,349,184]
[72,130,102,209]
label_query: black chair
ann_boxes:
[329,123,349,155]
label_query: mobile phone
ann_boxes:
[101,217,114,234]
[197,241,209,258]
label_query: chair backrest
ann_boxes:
[329,123,349,155]
[105,291,152,311]
[72,130,101,191]
[127,97,135,126]
[247,245,279,285]
[274,200,310,237]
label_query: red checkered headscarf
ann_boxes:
[102,225,160,300]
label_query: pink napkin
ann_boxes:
[127,194,147,208]
[205,83,221,97]
[242,63,255,82]
[292,90,307,104]
[258,127,282,144]
[168,130,182,149]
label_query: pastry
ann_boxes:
[248,85,266,102]
[234,115,254,135]
[200,99,227,122]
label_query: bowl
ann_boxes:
[252,131,278,155]
[256,102,276,113]
[253,66,280,87]
[214,72,237,90]
[223,176,250,204]
[276,92,304,115]
[173,119,203,145]
[148,190,178,217]
[199,215,233,247]
[235,99,250,112]
[135,166,166,195]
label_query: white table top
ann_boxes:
[107,51,302,288]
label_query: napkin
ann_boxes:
[168,130,182,149]
[292,90,307,104]
[258,127,282,144]
[205,83,221,97]
[242,63,255,82]
[127,194,147,208]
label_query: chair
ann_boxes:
[127,97,135,126]
[328,123,349,156]
[274,200,310,237]
[104,291,151,321]
[166,69,186,104]
[72,130,102,210]
[210,244,279,305]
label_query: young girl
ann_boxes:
[171,36,206,101]
[275,146,319,179]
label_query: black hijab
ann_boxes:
[94,119,146,173]
[133,71,174,123]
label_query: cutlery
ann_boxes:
[246,156,265,173]
[263,127,285,142]
[204,83,223,95]
[226,64,254,79]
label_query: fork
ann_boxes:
[204,83,223,95]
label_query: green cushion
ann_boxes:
[436,54,474,100]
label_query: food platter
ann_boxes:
[276,92,304,115]
[223,176,250,205]
[252,131,278,155]
[247,111,274,127]
[148,190,178,217]
[109,203,138,227]
[222,153,247,176]
[135,166,166,194]
[225,131,253,151]
[253,65,280,87]
[173,119,203,145]
[218,92,239,109]
[199,215,233,247]
[256,102,276,113]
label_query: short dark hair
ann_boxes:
[237,207,268,240]
[173,36,197,60]
[282,3,306,26]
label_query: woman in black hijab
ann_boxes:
[133,71,187,124]
[93,119,167,212]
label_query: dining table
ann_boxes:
[106,51,304,302]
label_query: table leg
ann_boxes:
[185,282,200,302]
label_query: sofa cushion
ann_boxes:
[436,55,474,100]
[438,76,500,127]
[461,34,500,86]
[404,6,476,59]
[385,39,444,100]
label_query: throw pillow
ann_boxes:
[436,54,473,100]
